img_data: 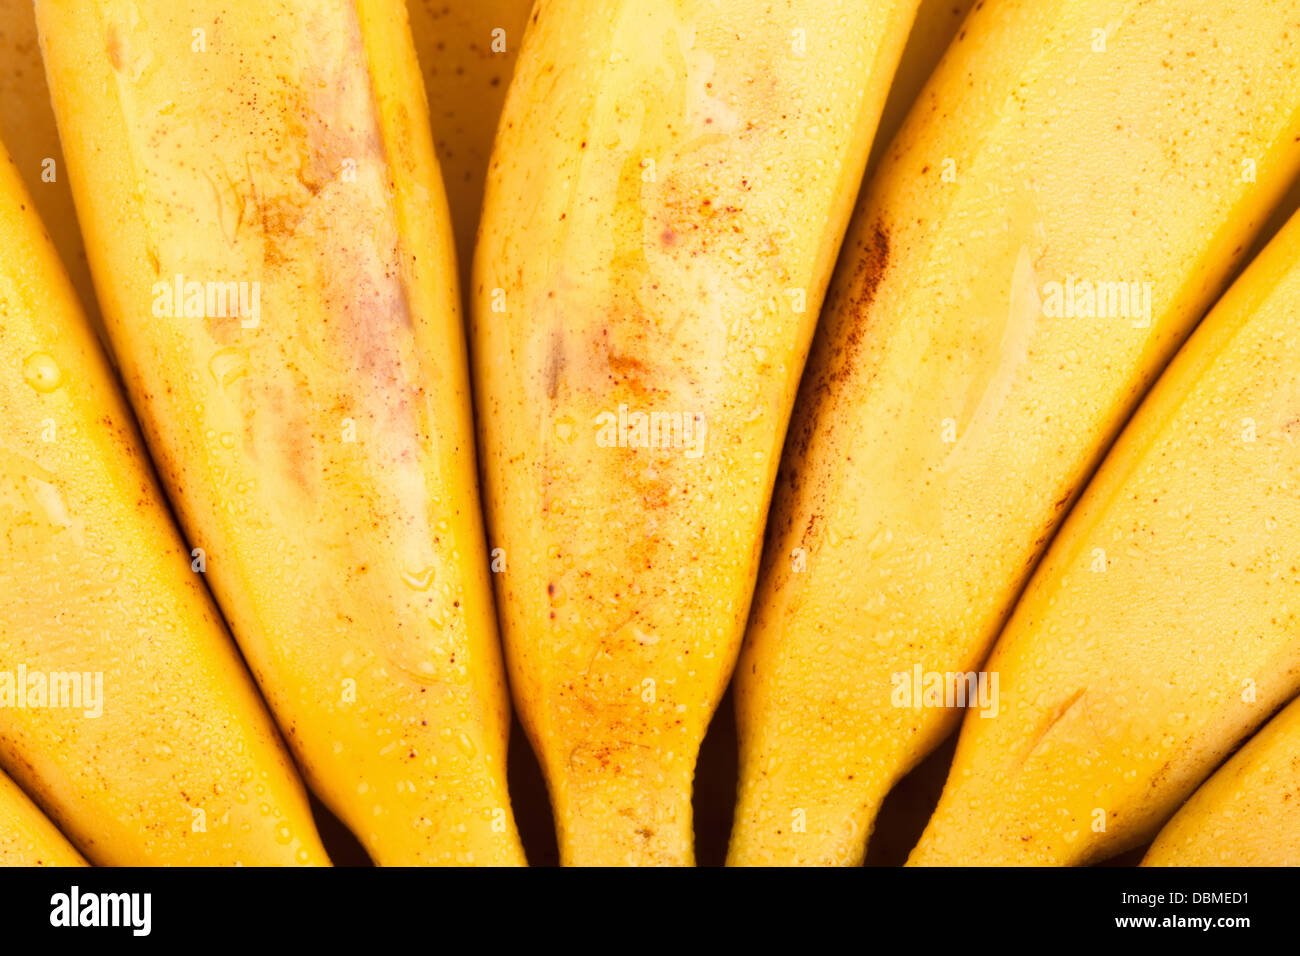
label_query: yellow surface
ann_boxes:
[912,208,1300,865]
[475,0,919,865]
[730,0,1300,865]
[867,0,976,175]
[1145,695,1300,867]
[0,772,84,867]
[0,146,325,866]
[410,0,534,294]
[36,0,523,865]
[0,0,99,335]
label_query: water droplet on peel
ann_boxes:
[633,627,658,645]
[209,348,249,389]
[456,732,477,758]
[553,416,576,443]
[23,353,63,392]
[274,822,293,845]
[401,566,436,591]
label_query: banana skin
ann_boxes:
[475,0,919,865]
[0,771,84,867]
[867,0,975,176]
[37,0,524,864]
[1144,694,1300,867]
[911,207,1300,865]
[730,0,1300,865]
[0,145,326,865]
[0,0,99,332]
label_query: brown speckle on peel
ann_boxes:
[607,350,654,395]
[105,23,124,72]
[545,328,564,400]
[789,223,890,467]
[801,512,823,550]
[837,224,891,360]
[768,223,891,551]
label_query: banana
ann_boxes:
[729,0,1300,866]
[409,0,534,295]
[474,0,919,865]
[866,0,975,175]
[0,771,84,867]
[36,0,524,865]
[911,206,1300,866]
[0,0,100,333]
[0,145,326,865]
[1143,695,1300,867]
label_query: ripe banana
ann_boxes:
[0,771,84,867]
[37,0,524,865]
[911,206,1300,865]
[0,145,326,865]
[730,0,1300,866]
[867,0,975,175]
[0,0,99,331]
[409,0,534,294]
[1143,695,1300,867]
[475,0,919,865]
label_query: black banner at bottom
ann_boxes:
[0,865,1292,942]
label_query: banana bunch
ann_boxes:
[1,0,1298,868]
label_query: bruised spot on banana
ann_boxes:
[729,0,1300,866]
